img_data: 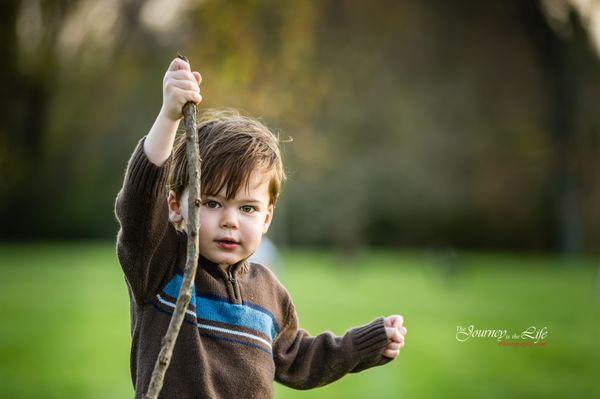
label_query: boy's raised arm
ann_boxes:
[272,300,393,390]
[143,110,179,167]
[114,58,202,305]
[114,135,177,306]
[144,58,202,166]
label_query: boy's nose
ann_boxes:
[219,207,238,229]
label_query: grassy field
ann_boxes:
[0,243,598,398]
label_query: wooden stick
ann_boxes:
[143,53,201,399]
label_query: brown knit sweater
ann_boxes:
[114,136,392,398]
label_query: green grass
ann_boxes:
[0,243,598,398]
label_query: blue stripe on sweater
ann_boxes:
[163,274,197,306]
[173,269,282,332]
[200,292,281,333]
[162,274,278,341]
[150,302,272,355]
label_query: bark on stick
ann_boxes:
[143,54,201,399]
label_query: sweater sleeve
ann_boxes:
[114,135,180,306]
[273,300,392,390]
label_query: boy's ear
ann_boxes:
[167,190,183,223]
[263,203,274,234]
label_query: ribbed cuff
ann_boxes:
[348,316,388,362]
[126,135,173,198]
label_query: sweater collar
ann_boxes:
[198,253,249,278]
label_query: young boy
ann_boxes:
[114,57,407,398]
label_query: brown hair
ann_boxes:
[167,108,287,213]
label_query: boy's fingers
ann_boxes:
[168,57,191,72]
[382,348,400,359]
[172,87,202,104]
[394,331,404,343]
[171,80,200,92]
[386,341,402,350]
[385,327,403,343]
[391,315,404,328]
[192,71,202,84]
[169,70,197,82]
[385,326,395,339]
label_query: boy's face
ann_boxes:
[168,169,274,267]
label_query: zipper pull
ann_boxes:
[227,265,240,303]
[227,267,236,283]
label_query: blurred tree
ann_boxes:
[0,0,160,239]
[0,0,598,256]
[0,0,69,238]
[518,0,590,255]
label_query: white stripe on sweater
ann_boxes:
[156,294,272,349]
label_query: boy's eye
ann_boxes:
[204,200,221,208]
[240,205,256,214]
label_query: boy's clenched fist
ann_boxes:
[382,314,407,359]
[161,57,203,122]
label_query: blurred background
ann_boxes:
[0,0,599,398]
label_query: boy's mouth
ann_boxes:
[215,237,240,244]
[215,237,240,249]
